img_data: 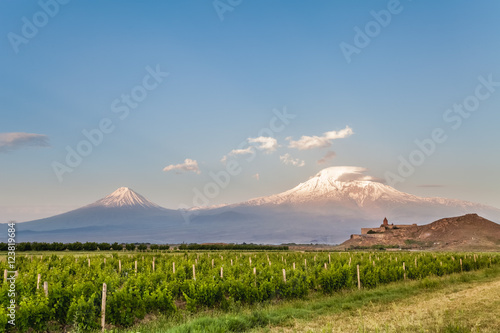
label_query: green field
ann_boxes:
[1,251,499,332]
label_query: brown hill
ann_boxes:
[341,214,500,251]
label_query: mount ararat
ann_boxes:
[9,167,500,244]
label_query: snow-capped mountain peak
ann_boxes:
[88,187,161,209]
[242,166,489,211]
[244,166,401,206]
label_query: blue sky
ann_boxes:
[1,0,500,222]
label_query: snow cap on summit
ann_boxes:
[89,187,161,209]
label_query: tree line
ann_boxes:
[0,242,170,251]
[178,243,289,251]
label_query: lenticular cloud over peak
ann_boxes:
[313,166,379,183]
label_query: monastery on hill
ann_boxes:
[350,218,418,240]
[360,217,417,234]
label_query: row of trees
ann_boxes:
[178,243,289,251]
[0,241,287,252]
[0,242,170,252]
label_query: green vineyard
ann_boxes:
[1,251,499,331]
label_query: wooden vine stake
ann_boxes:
[119,260,121,273]
[304,258,307,269]
[192,264,196,280]
[37,274,41,290]
[212,259,214,268]
[220,266,223,279]
[88,258,91,267]
[249,257,252,265]
[173,262,175,274]
[357,265,361,290]
[415,257,417,268]
[324,263,327,269]
[460,258,463,272]
[101,283,107,331]
[282,269,286,283]
[329,254,331,264]
[135,261,137,274]
[403,262,406,280]
[3,270,7,281]
[152,259,155,272]
[43,281,48,297]
[293,262,295,270]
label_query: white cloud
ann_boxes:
[229,147,254,156]
[221,146,254,164]
[220,136,277,165]
[163,158,200,174]
[287,126,353,150]
[248,136,278,153]
[253,173,260,181]
[317,151,336,164]
[280,153,305,167]
[0,132,50,152]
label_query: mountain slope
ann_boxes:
[15,187,183,240]
[10,167,500,244]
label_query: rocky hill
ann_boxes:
[341,214,500,251]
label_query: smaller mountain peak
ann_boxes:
[90,187,161,209]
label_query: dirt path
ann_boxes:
[267,277,500,332]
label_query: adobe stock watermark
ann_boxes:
[7,0,71,54]
[178,106,295,223]
[339,0,408,64]
[213,0,242,21]
[51,64,169,182]
[6,221,17,326]
[385,74,499,186]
